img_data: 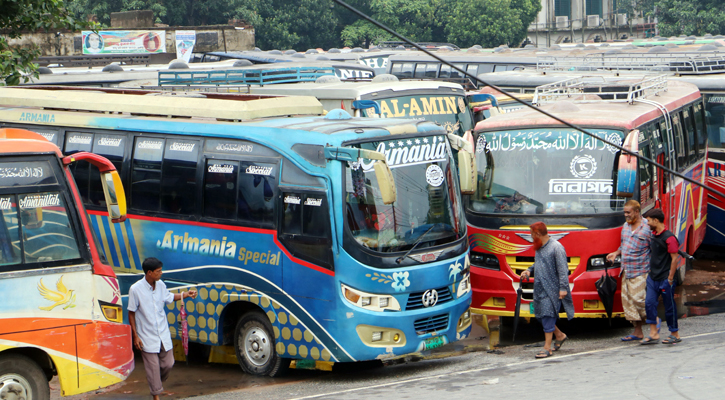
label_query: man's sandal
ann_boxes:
[662,335,682,344]
[640,336,659,345]
[535,349,553,358]
[553,336,568,351]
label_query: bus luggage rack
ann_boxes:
[158,66,336,87]
[406,287,453,310]
[537,53,725,75]
[533,75,668,105]
[414,314,449,335]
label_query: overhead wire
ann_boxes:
[333,0,725,202]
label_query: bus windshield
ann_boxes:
[361,94,473,136]
[345,134,465,254]
[469,128,627,215]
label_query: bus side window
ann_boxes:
[390,63,402,77]
[131,137,165,212]
[238,161,278,228]
[203,160,238,220]
[694,101,707,158]
[439,64,451,78]
[425,63,439,78]
[64,132,94,204]
[639,142,654,208]
[683,106,697,165]
[671,112,686,170]
[161,139,200,215]
[89,134,126,207]
[280,192,333,270]
[466,64,479,77]
[414,63,427,78]
[0,195,21,268]
[400,63,414,78]
[450,64,465,79]
[478,64,493,73]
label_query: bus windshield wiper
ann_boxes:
[396,225,435,264]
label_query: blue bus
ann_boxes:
[0,87,474,376]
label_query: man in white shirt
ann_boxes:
[128,257,197,400]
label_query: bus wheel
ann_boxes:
[234,311,290,377]
[0,354,50,400]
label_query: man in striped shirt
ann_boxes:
[607,200,652,341]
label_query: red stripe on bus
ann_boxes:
[87,210,335,277]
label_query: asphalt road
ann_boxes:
[195,313,725,400]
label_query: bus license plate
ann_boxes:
[529,302,535,315]
[424,336,445,350]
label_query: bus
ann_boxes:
[0,128,132,398]
[467,76,707,320]
[478,65,725,247]
[0,87,475,376]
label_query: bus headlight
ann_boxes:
[587,254,617,271]
[457,274,471,298]
[342,284,401,312]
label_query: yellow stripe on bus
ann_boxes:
[107,217,126,271]
[95,214,115,268]
[119,222,137,272]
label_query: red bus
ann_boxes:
[0,128,132,398]
[467,76,707,320]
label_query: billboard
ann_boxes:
[82,31,166,54]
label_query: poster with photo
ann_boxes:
[175,30,196,63]
[82,31,166,54]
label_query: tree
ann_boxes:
[654,0,725,37]
[1,0,96,85]
[340,0,440,47]
[443,0,541,48]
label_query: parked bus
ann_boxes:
[478,65,725,247]
[0,87,475,376]
[467,76,707,319]
[0,128,132,399]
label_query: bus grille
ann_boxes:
[406,287,453,310]
[414,314,449,335]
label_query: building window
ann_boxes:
[555,0,571,17]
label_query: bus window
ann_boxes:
[477,64,493,73]
[19,192,81,265]
[671,113,687,170]
[203,54,221,62]
[0,195,20,267]
[639,143,654,210]
[439,64,451,78]
[704,94,725,149]
[466,64,479,77]
[161,139,199,214]
[238,161,277,227]
[426,63,439,78]
[281,159,325,187]
[400,63,414,78]
[414,63,427,78]
[204,160,238,220]
[390,63,402,76]
[450,64,465,79]
[64,132,94,203]
[131,137,165,212]
[694,101,707,157]
[683,107,698,164]
[89,134,125,206]
[280,191,333,269]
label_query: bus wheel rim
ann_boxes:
[243,327,271,366]
[0,373,32,400]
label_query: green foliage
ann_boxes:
[654,0,725,36]
[444,0,541,48]
[1,0,96,85]
[340,0,440,47]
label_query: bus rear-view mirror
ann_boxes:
[101,171,127,223]
[448,133,477,195]
[324,146,397,205]
[616,129,639,198]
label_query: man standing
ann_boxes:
[640,209,682,345]
[128,258,197,400]
[520,222,574,358]
[607,200,652,341]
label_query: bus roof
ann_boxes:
[0,87,324,121]
[0,128,62,157]
[243,80,466,100]
[474,79,701,132]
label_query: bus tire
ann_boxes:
[234,311,290,377]
[0,354,50,400]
